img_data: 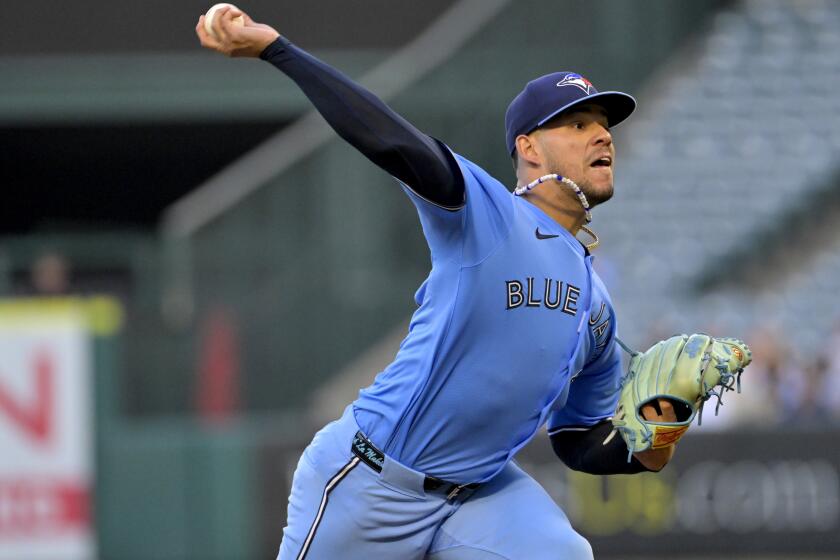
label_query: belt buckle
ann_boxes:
[446,484,466,501]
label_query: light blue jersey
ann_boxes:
[281,151,615,560]
[353,151,622,483]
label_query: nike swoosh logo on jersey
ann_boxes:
[535,227,559,240]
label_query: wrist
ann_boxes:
[633,444,675,472]
[259,34,287,60]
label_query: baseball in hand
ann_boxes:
[204,3,245,38]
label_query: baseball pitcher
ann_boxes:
[196,7,752,559]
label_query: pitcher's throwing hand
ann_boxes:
[196,5,279,58]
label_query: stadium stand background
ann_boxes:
[3,0,840,558]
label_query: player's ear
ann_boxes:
[515,134,541,167]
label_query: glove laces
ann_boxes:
[697,356,744,425]
[614,336,746,460]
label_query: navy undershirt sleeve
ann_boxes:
[260,36,465,209]
[550,421,652,475]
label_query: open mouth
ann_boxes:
[590,157,612,168]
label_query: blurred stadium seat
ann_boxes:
[597,0,840,358]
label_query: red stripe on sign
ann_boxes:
[0,479,90,536]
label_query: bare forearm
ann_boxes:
[633,444,675,472]
[632,398,679,471]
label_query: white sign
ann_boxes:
[0,301,95,560]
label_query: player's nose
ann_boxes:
[592,124,612,147]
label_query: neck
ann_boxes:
[518,179,587,234]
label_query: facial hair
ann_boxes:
[578,177,613,207]
[544,153,614,209]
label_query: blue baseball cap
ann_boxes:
[504,71,636,154]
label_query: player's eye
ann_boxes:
[572,122,585,130]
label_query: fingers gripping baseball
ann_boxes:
[612,334,752,460]
[195,6,280,58]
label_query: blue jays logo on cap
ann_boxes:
[555,73,595,94]
[504,71,637,154]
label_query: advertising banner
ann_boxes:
[0,300,99,560]
[518,430,840,556]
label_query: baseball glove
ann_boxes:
[611,334,752,461]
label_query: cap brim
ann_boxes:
[536,91,637,129]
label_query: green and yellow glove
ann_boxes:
[612,334,752,461]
